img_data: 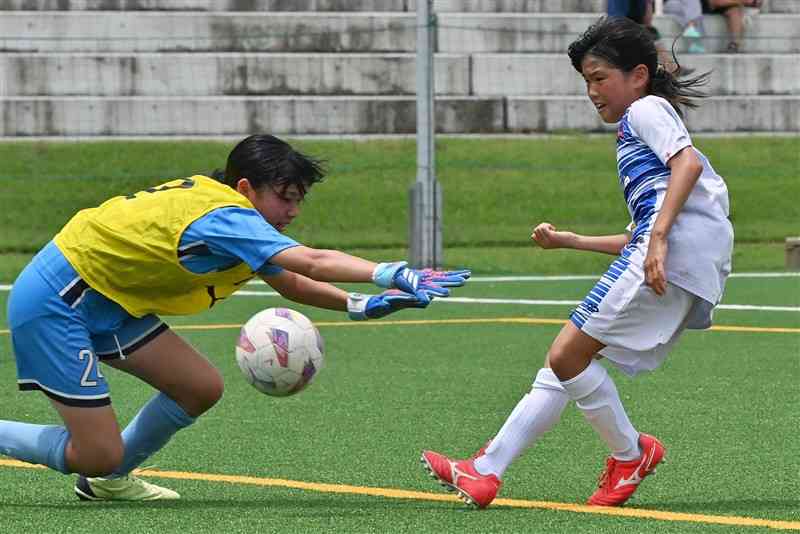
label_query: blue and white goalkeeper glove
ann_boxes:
[419,268,471,288]
[372,261,457,304]
[347,290,429,321]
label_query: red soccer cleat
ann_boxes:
[420,450,501,509]
[587,433,665,507]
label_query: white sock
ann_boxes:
[560,360,641,461]
[473,368,569,478]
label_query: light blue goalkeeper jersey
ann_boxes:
[178,206,299,276]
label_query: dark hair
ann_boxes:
[212,134,325,196]
[567,17,709,117]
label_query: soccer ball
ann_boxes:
[235,307,325,397]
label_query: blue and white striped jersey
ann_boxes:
[616,95,733,305]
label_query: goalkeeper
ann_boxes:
[2,134,470,502]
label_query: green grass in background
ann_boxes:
[0,277,798,533]
[0,136,797,278]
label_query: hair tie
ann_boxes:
[655,64,666,77]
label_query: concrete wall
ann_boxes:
[0,0,408,10]
[507,96,800,132]
[0,53,470,96]
[472,54,800,96]
[0,96,505,135]
[0,6,797,135]
[2,13,797,54]
[4,53,797,98]
[5,0,793,13]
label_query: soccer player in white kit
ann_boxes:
[421,16,734,508]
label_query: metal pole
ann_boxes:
[409,0,442,269]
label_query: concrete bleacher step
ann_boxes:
[0,0,406,10]
[423,0,604,12]
[0,0,604,11]
[472,53,800,96]
[1,95,797,136]
[3,52,797,97]
[3,0,792,13]
[0,53,470,96]
[438,13,800,54]
[2,12,797,53]
[508,95,799,132]
[764,0,800,14]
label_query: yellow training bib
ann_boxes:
[55,175,257,317]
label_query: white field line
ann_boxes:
[1,277,798,313]
[243,272,800,284]
[470,272,800,282]
[1,272,796,293]
[234,292,799,312]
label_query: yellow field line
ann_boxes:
[153,317,800,335]
[0,317,797,336]
[0,459,797,531]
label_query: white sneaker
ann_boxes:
[75,474,180,501]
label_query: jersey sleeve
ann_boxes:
[628,96,693,166]
[183,207,300,275]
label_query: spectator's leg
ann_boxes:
[708,0,745,52]
[641,0,654,25]
[723,6,745,51]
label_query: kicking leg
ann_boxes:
[473,366,569,478]
[421,356,571,508]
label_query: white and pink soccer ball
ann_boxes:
[235,308,325,397]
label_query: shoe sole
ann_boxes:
[419,454,480,509]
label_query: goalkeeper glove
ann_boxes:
[372,261,450,304]
[419,268,471,288]
[347,290,429,321]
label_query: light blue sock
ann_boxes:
[111,392,195,477]
[0,421,70,474]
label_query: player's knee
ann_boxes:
[199,371,224,412]
[546,344,568,373]
[182,368,224,416]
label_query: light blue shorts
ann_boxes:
[7,242,168,407]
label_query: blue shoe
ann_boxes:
[682,26,702,39]
[688,41,706,54]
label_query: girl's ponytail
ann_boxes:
[568,16,711,117]
[649,49,711,118]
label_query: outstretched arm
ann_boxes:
[269,246,469,303]
[532,223,630,256]
[269,246,377,283]
[261,270,431,321]
[261,269,349,311]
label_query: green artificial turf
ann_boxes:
[0,276,798,533]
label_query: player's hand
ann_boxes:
[531,222,574,249]
[644,233,668,296]
[372,261,450,303]
[347,290,429,321]
[420,268,471,288]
